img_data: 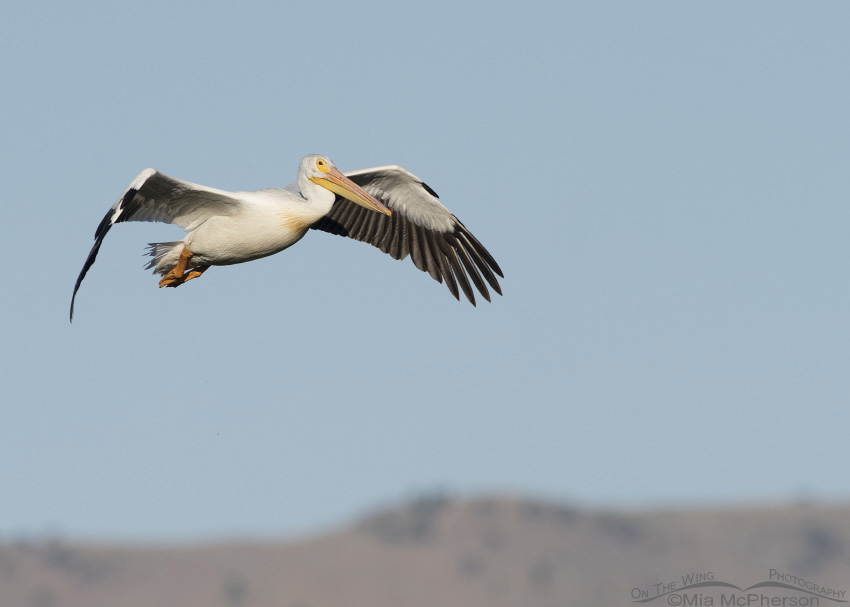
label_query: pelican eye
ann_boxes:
[316,158,330,173]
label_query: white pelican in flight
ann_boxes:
[70,155,503,320]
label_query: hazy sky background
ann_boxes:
[1,1,848,541]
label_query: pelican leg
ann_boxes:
[159,247,194,288]
[162,265,211,288]
[181,265,210,283]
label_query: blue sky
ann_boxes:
[1,1,849,541]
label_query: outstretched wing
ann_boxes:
[310,165,503,305]
[70,169,243,321]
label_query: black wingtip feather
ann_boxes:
[311,195,502,306]
[415,227,442,283]
[458,231,502,295]
[457,221,504,279]
[446,232,490,303]
[70,237,105,322]
[72,196,131,322]
[426,231,457,298]
[440,240,475,305]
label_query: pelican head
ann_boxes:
[300,154,391,216]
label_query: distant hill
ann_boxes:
[1,495,848,607]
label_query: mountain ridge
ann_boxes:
[1,495,847,607]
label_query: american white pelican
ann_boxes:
[70,155,503,320]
